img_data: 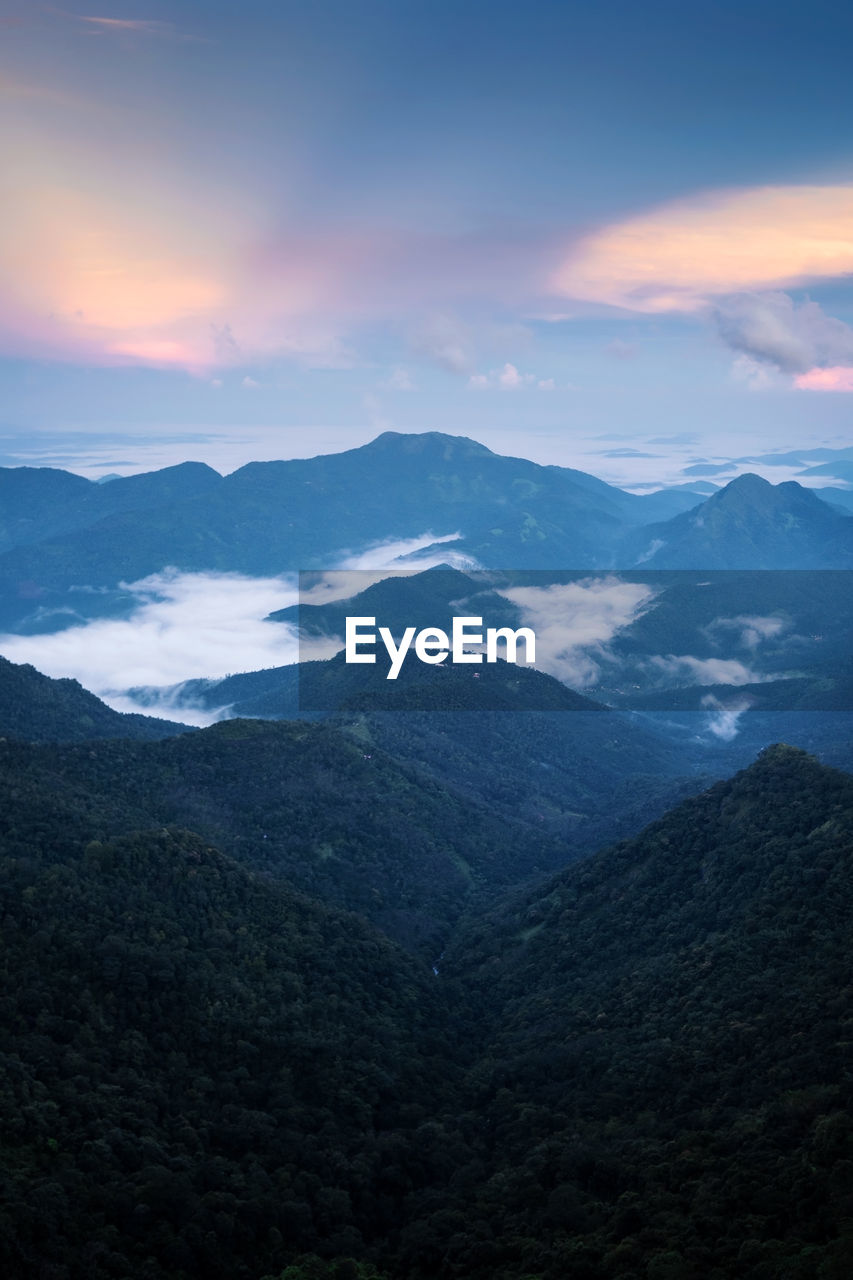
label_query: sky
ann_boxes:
[3,0,853,484]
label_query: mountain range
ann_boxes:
[0,646,706,870]
[438,744,853,1278]
[2,430,852,1276]
[1,432,851,632]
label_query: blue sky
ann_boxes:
[3,0,853,482]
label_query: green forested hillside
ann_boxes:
[429,745,853,1278]
[97,658,710,860]
[0,650,715,913]
[0,813,449,1280]
[0,718,566,956]
[1,733,852,1278]
[0,461,221,552]
[0,655,188,741]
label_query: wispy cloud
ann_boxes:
[380,367,416,391]
[553,184,853,312]
[648,654,768,686]
[705,614,788,650]
[413,315,473,374]
[57,10,201,41]
[700,693,754,740]
[714,292,853,376]
[0,157,354,372]
[730,354,782,391]
[336,532,466,571]
[524,311,575,323]
[551,182,853,395]
[410,315,537,380]
[498,578,659,687]
[75,15,170,35]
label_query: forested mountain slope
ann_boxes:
[2,740,852,1278]
[427,745,853,1278]
[126,648,704,857]
[0,655,188,741]
[0,718,565,956]
[0,461,221,552]
[0,806,450,1280]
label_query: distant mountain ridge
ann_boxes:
[0,433,704,631]
[0,460,220,554]
[624,471,853,568]
[0,434,850,634]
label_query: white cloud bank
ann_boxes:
[468,362,555,391]
[0,570,301,724]
[0,532,474,724]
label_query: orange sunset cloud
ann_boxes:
[553,184,853,312]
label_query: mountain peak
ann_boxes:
[627,466,853,567]
[712,471,837,507]
[714,472,773,499]
[127,460,223,481]
[365,430,495,457]
[750,742,824,777]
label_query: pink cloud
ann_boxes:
[553,184,853,312]
[0,79,553,375]
[794,365,853,392]
[108,339,201,366]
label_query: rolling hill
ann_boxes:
[0,753,449,1280]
